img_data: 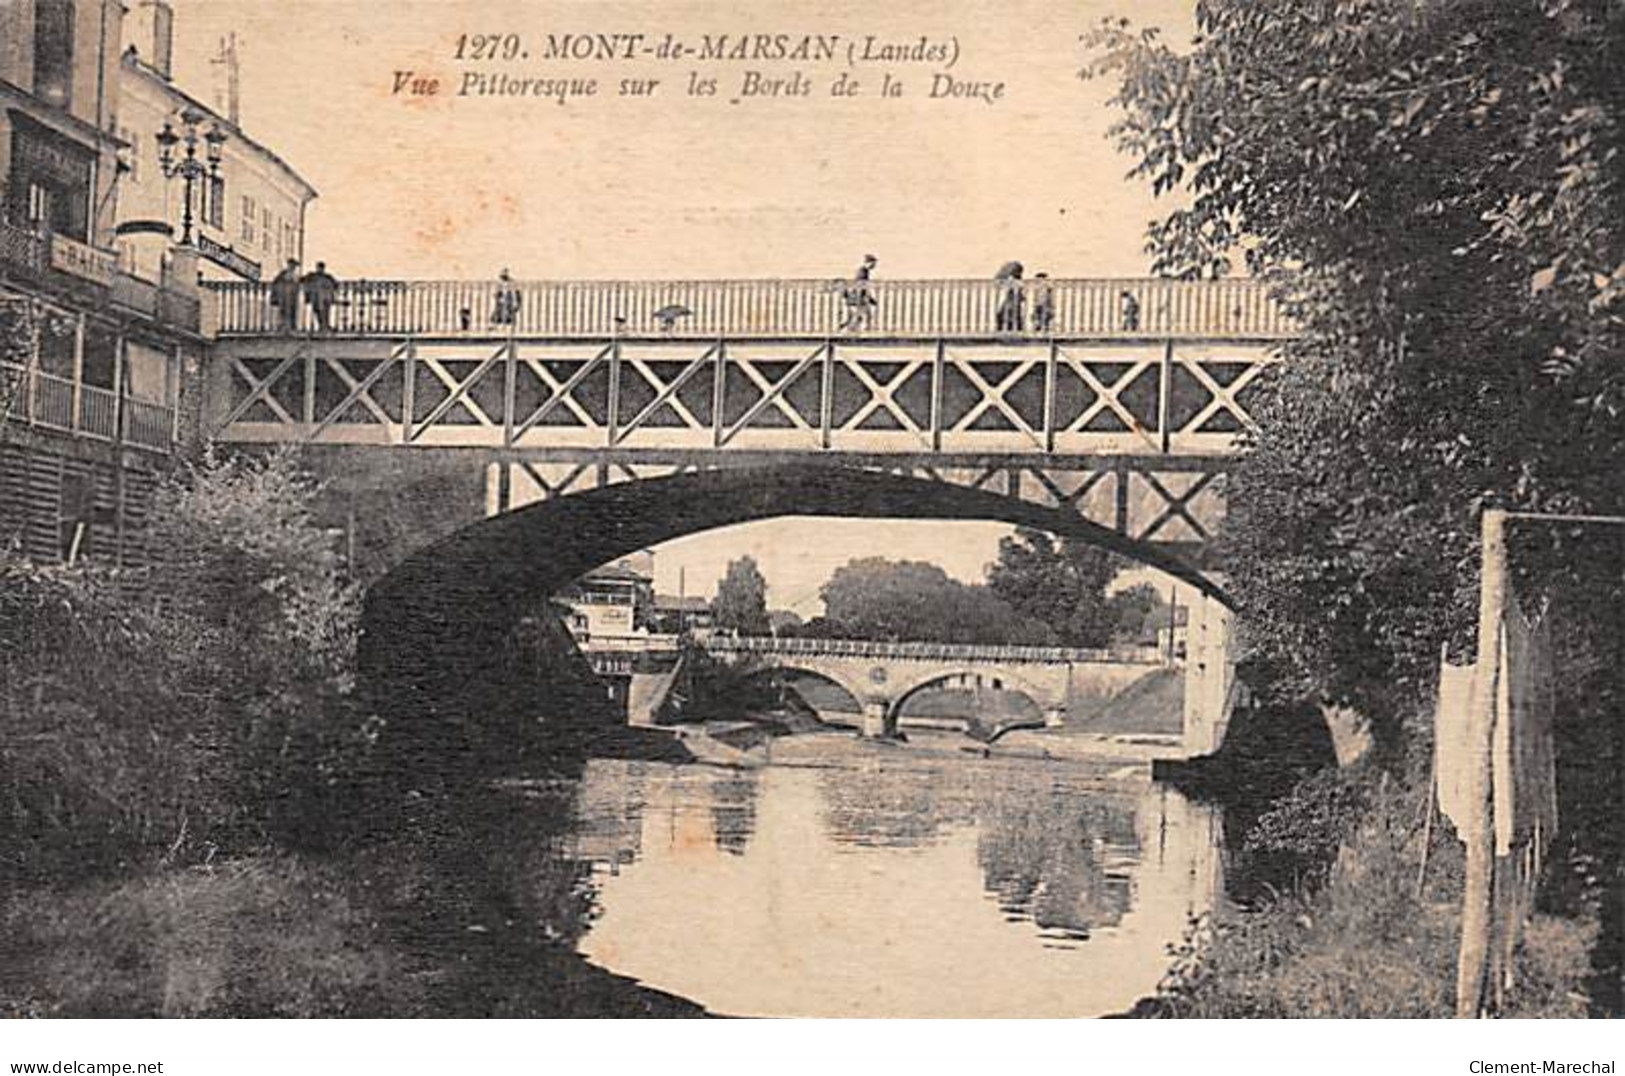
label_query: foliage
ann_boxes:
[0,293,31,426]
[0,447,366,877]
[818,556,1054,645]
[1142,767,1594,1018]
[712,555,769,635]
[987,527,1148,647]
[0,857,409,1017]
[1084,1,1625,740]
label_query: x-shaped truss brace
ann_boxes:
[305,342,410,440]
[1134,469,1221,542]
[221,350,305,427]
[718,345,824,445]
[838,353,930,444]
[612,346,717,442]
[1055,348,1160,450]
[1172,355,1267,435]
[944,349,1043,446]
[409,346,503,439]
[510,344,613,442]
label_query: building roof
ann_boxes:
[654,594,711,612]
[120,50,318,201]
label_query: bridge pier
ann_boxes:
[1182,590,1236,756]
[860,698,896,739]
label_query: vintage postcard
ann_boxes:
[0,0,1619,1043]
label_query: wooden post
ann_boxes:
[1456,506,1506,1018]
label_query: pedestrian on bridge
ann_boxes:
[300,261,338,332]
[995,261,1025,332]
[1119,290,1141,333]
[840,254,878,331]
[1032,272,1055,334]
[268,259,301,332]
[491,268,521,328]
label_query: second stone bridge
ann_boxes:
[700,634,1169,739]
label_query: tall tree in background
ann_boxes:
[819,557,1054,645]
[1085,0,1625,740]
[986,527,1121,648]
[713,555,769,635]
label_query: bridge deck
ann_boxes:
[207,277,1293,341]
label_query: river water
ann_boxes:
[559,735,1224,1018]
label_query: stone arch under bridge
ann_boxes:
[357,462,1234,736]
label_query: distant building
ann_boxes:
[116,4,316,284]
[557,552,656,646]
[652,593,713,634]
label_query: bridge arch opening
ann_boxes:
[734,666,865,726]
[359,461,1229,715]
[889,670,1046,728]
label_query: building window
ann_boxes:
[33,0,76,110]
[8,117,94,240]
[240,195,255,243]
[204,174,225,229]
[283,221,297,261]
[261,207,273,251]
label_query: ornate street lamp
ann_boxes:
[156,107,226,246]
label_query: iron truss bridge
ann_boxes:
[203,277,1293,558]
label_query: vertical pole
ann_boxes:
[712,340,727,447]
[400,339,416,443]
[931,339,945,453]
[1043,340,1058,454]
[502,330,517,447]
[302,349,316,427]
[1159,340,1174,454]
[1457,506,1507,1018]
[819,340,835,450]
[606,335,622,446]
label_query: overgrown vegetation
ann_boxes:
[0,447,368,880]
[1086,0,1622,1014]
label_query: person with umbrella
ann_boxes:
[995,261,1025,332]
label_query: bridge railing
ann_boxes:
[704,634,1165,665]
[206,277,1294,340]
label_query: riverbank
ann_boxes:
[1118,763,1598,1018]
[0,789,708,1019]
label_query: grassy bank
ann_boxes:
[0,789,707,1019]
[1130,763,1597,1018]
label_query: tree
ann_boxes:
[1084,1,1625,740]
[1108,582,1166,645]
[819,557,1053,645]
[713,555,769,635]
[986,528,1123,648]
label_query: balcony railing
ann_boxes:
[2,364,175,452]
[206,277,1295,340]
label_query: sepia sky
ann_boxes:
[167,0,1198,602]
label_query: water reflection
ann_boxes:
[568,754,1222,1017]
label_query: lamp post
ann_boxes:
[155,107,225,247]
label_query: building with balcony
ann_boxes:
[0,0,243,568]
[115,4,316,285]
[557,551,658,648]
